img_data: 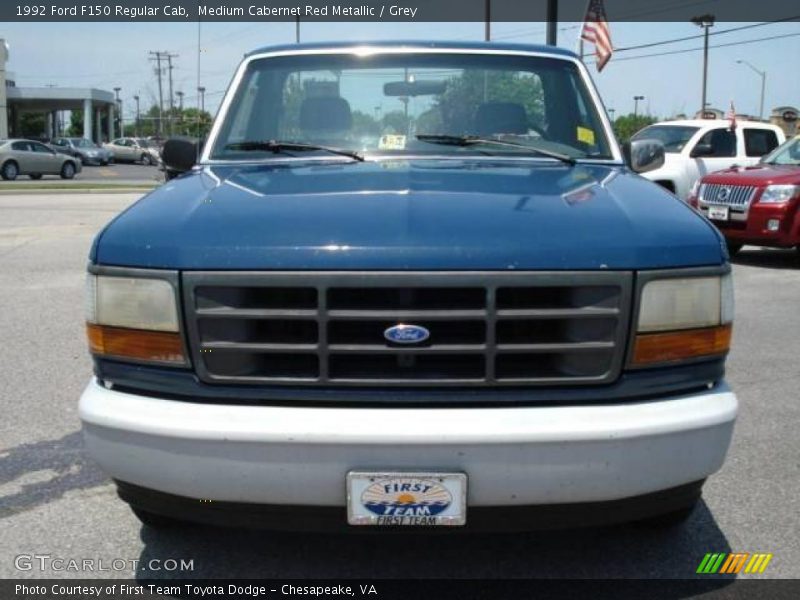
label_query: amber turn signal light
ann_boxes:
[87,323,186,365]
[632,324,732,367]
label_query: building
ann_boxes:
[1,38,117,142]
[769,106,798,138]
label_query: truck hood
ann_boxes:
[92,160,725,270]
[702,163,800,186]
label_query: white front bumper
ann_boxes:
[79,378,737,506]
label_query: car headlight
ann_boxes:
[631,273,733,367]
[85,272,187,365]
[759,184,799,204]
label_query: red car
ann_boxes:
[689,135,800,256]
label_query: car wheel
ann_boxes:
[726,241,743,257]
[1,160,19,181]
[141,153,153,166]
[131,507,185,529]
[29,173,43,180]
[60,162,76,180]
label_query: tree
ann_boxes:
[19,113,46,137]
[612,113,658,144]
[67,111,83,137]
[432,70,545,134]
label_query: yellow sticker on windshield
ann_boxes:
[577,126,596,146]
[379,135,407,150]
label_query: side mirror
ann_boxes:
[623,138,665,174]
[690,143,714,158]
[161,136,201,179]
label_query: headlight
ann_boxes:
[85,272,186,365]
[759,184,799,204]
[631,274,733,367]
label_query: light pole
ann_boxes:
[633,95,644,118]
[197,86,206,134]
[691,14,715,117]
[113,87,121,138]
[133,95,140,137]
[197,86,205,114]
[736,59,766,121]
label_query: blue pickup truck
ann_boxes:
[80,41,737,530]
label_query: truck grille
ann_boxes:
[182,272,632,387]
[699,183,758,209]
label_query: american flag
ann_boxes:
[581,0,613,72]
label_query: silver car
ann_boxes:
[0,139,82,180]
[103,137,160,165]
[51,137,113,166]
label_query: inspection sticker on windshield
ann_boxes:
[708,205,729,221]
[347,472,467,526]
[577,126,596,145]
[378,134,407,150]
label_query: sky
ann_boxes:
[1,19,798,123]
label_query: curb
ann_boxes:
[0,187,156,195]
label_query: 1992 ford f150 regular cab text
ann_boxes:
[79,42,738,530]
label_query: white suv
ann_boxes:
[632,119,785,200]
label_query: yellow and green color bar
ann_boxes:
[696,553,773,574]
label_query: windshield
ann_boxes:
[761,136,800,165]
[209,52,613,161]
[70,138,95,148]
[134,138,152,148]
[631,125,700,153]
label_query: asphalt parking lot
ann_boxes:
[0,162,161,186]
[0,191,798,582]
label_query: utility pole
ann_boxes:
[149,51,165,137]
[634,95,644,118]
[736,59,766,121]
[546,0,558,46]
[113,87,121,138]
[133,95,140,137]
[176,91,184,134]
[295,16,300,43]
[197,86,206,116]
[691,15,715,117]
[484,0,490,41]
[166,53,178,136]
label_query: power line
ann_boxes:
[595,31,800,64]
[615,17,800,53]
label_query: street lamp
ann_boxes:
[113,87,121,138]
[633,95,644,118]
[197,86,206,114]
[133,95,140,137]
[736,59,766,121]
[691,14,715,117]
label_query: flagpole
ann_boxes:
[576,0,592,58]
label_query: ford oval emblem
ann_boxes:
[384,324,430,345]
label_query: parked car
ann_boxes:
[51,137,113,166]
[689,134,800,256]
[631,119,785,200]
[103,137,160,165]
[80,41,737,532]
[0,138,82,180]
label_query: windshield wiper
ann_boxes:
[416,134,576,165]
[224,140,364,162]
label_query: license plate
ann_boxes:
[347,471,467,526]
[707,205,729,221]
